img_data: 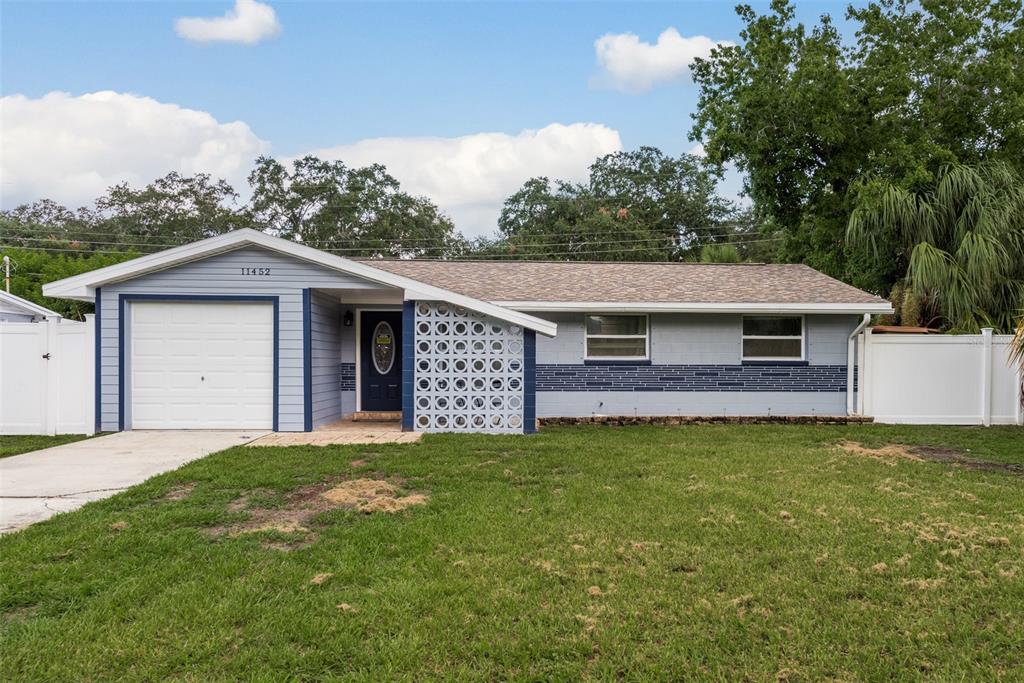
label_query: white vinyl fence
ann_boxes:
[0,315,95,435]
[859,328,1023,425]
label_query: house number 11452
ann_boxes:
[241,267,271,276]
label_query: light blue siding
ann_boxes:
[533,312,859,417]
[537,391,848,417]
[536,312,858,365]
[98,246,388,432]
[310,291,342,428]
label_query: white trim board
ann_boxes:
[41,229,557,337]
[496,301,894,315]
[0,290,62,319]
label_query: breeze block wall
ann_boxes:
[410,300,529,433]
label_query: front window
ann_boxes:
[742,316,804,360]
[585,315,648,360]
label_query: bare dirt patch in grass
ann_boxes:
[837,441,1024,474]
[163,482,196,501]
[204,477,428,546]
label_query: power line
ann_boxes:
[1,237,784,261]
[4,220,767,244]
[5,233,781,253]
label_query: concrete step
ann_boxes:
[351,411,402,422]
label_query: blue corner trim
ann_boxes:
[401,300,415,432]
[118,294,125,431]
[117,294,280,432]
[523,329,537,434]
[94,287,102,433]
[303,289,312,432]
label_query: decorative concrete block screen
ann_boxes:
[412,301,526,433]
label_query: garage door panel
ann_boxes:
[131,301,274,430]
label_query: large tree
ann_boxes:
[0,199,101,250]
[492,147,745,261]
[848,162,1024,332]
[691,0,1024,292]
[97,172,246,245]
[248,156,463,258]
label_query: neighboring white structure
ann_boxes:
[858,328,1023,426]
[0,315,95,435]
[0,291,62,323]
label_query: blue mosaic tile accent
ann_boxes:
[339,362,356,391]
[401,300,415,432]
[537,363,848,393]
[523,330,537,434]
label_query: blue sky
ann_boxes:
[1,0,860,236]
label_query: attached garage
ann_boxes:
[128,300,275,430]
[39,229,555,434]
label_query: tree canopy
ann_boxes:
[691,0,1024,293]
[488,147,755,261]
[848,162,1024,332]
[248,156,464,258]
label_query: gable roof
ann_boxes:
[0,290,62,319]
[41,229,557,336]
[356,260,892,313]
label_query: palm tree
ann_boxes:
[848,162,1024,332]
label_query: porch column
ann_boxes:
[401,300,415,431]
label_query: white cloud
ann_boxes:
[687,142,707,158]
[0,90,621,238]
[592,27,732,93]
[299,123,623,237]
[175,0,281,45]
[0,91,268,208]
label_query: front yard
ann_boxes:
[2,424,1022,680]
[0,434,91,459]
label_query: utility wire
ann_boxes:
[4,220,766,244]
[0,237,784,260]
[6,234,781,252]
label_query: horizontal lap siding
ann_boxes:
[537,391,848,417]
[99,246,386,432]
[310,291,342,428]
[533,312,859,417]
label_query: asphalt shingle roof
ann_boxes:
[355,260,887,305]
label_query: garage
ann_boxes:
[129,300,274,430]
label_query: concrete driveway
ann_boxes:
[0,430,265,534]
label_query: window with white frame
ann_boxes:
[584,315,649,360]
[742,316,804,360]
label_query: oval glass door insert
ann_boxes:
[372,321,395,374]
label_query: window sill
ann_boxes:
[741,360,809,367]
[584,359,652,366]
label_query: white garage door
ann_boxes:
[130,301,274,429]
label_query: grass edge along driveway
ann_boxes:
[1,424,1022,680]
[0,434,91,459]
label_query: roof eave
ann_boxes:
[41,229,557,337]
[0,290,63,318]
[496,301,894,315]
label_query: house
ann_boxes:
[0,290,62,323]
[42,229,891,435]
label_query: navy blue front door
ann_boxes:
[360,311,402,411]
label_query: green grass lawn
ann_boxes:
[2,424,1022,680]
[0,434,91,459]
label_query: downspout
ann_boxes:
[847,314,871,415]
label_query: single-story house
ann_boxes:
[0,290,62,323]
[42,229,891,435]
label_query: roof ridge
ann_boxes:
[354,258,775,266]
